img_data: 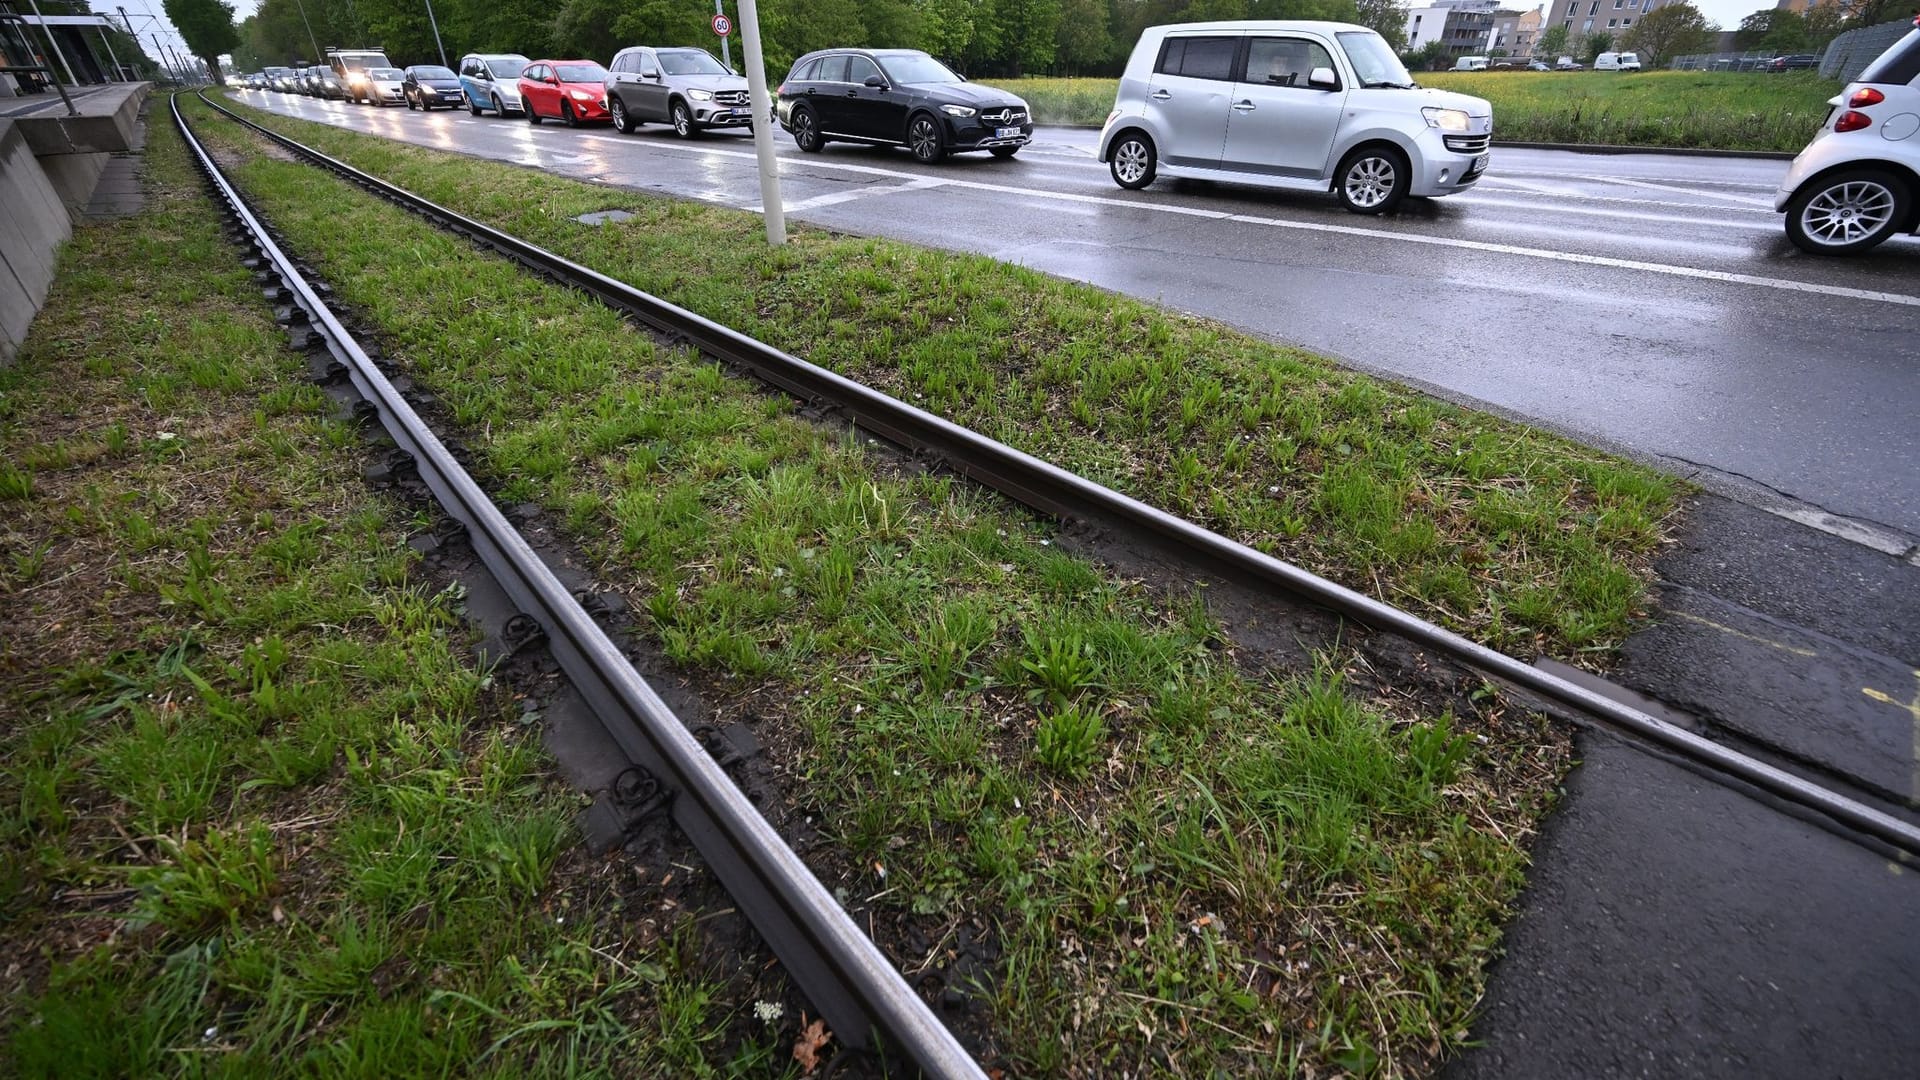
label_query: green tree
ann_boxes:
[164,0,240,84]
[991,0,1062,75]
[1411,37,1449,70]
[1580,29,1612,62]
[1536,23,1569,59]
[1054,0,1115,73]
[1352,0,1408,50]
[1619,1,1716,67]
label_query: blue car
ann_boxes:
[457,52,531,116]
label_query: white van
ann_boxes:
[1595,51,1641,71]
[1452,55,1490,71]
[1097,21,1494,214]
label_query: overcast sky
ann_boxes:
[95,0,1788,67]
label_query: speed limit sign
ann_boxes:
[712,13,732,36]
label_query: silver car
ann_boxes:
[458,52,530,117]
[1774,24,1920,255]
[1098,21,1493,214]
[605,46,752,137]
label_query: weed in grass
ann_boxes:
[0,459,32,499]
[1019,624,1101,705]
[1035,703,1108,777]
[128,822,278,935]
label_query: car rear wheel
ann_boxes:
[989,145,1019,159]
[671,100,697,139]
[611,97,636,133]
[791,107,823,152]
[1785,169,1909,255]
[1335,146,1410,215]
[1108,131,1156,190]
[908,115,947,163]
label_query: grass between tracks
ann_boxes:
[221,95,1683,659]
[0,116,790,1075]
[181,95,1576,1076]
[983,71,1835,152]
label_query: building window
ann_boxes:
[1623,18,1632,25]
[1614,0,1623,7]
[1607,18,1617,26]
[1583,17,1593,30]
[1589,1,1599,14]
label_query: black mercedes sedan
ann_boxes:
[774,49,1031,162]
[402,65,466,111]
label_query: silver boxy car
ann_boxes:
[1097,21,1493,214]
[605,46,752,137]
[458,52,531,117]
[1773,22,1920,255]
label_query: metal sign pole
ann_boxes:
[735,0,783,246]
[714,0,730,70]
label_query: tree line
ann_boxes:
[224,0,1412,79]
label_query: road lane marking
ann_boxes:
[1766,506,1917,557]
[1860,670,1920,802]
[1457,194,1775,231]
[1670,611,1819,657]
[255,99,1920,308]
[1585,174,1778,208]
[751,176,950,213]
[1474,176,1774,214]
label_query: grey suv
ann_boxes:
[605,46,752,137]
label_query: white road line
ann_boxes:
[1475,176,1773,214]
[1457,194,1776,231]
[259,101,1920,309]
[752,176,949,213]
[1585,173,1779,208]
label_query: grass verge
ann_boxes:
[983,71,1835,151]
[183,94,1575,1077]
[0,109,788,1076]
[220,94,1684,659]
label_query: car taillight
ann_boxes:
[1833,110,1873,133]
[1848,87,1885,108]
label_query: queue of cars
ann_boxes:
[230,18,1919,253]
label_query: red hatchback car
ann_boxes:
[519,60,611,125]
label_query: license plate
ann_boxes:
[996,126,1021,139]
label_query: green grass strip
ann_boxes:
[182,95,1573,1076]
[0,111,786,1077]
[986,71,1836,153]
[221,94,1685,659]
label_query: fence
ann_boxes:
[1667,50,1787,71]
[1818,18,1913,81]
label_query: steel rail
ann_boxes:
[193,94,1920,861]
[170,93,988,1080]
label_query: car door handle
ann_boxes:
[1232,100,1255,111]
[1149,89,1171,100]
[845,89,857,96]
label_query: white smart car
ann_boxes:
[1098,21,1493,214]
[1775,22,1920,254]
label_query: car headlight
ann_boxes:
[940,103,976,117]
[1422,107,1470,132]
[687,88,713,101]
[571,89,594,102]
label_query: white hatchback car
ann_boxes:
[1775,23,1920,255]
[1097,21,1493,214]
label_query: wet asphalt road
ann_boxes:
[234,89,1920,543]
[218,91,1920,1077]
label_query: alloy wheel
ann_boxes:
[1113,138,1152,187]
[909,116,941,162]
[793,109,820,152]
[1343,156,1396,210]
[673,102,693,138]
[1800,179,1897,248]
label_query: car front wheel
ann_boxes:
[611,96,636,133]
[1108,131,1156,190]
[1335,146,1410,215]
[469,95,482,116]
[908,114,946,163]
[791,106,823,152]
[526,99,540,124]
[1785,169,1910,255]
[671,100,696,138]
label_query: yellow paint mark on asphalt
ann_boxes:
[1861,669,1920,805]
[1672,611,1819,658]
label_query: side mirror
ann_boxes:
[864,74,887,89]
[1308,66,1338,90]
[642,69,660,80]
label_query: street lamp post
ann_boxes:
[288,0,321,68]
[423,0,447,69]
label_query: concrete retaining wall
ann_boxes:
[0,117,74,365]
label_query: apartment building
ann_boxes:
[1406,0,1502,57]
[1546,0,1675,41]
[1490,5,1546,58]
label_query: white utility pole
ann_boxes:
[736,0,783,246]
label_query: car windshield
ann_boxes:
[485,59,526,79]
[1336,31,1416,88]
[265,67,291,76]
[369,68,403,80]
[413,66,455,80]
[877,53,961,84]
[658,50,727,76]
[555,63,607,82]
